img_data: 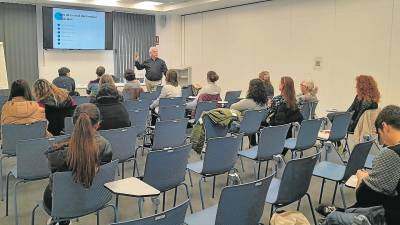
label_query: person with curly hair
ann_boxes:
[230,78,268,113]
[347,75,380,132]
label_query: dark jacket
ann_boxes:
[347,96,378,132]
[52,76,76,96]
[264,82,274,98]
[135,58,168,81]
[267,95,303,126]
[95,95,131,130]
[38,96,76,136]
[45,134,113,191]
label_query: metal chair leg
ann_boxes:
[173,187,178,207]
[5,171,11,216]
[121,162,125,179]
[187,170,193,187]
[306,193,317,225]
[339,183,347,210]
[182,183,193,213]
[199,177,205,209]
[162,192,166,212]
[137,198,144,218]
[0,156,5,201]
[265,160,269,177]
[14,180,24,225]
[297,198,301,211]
[332,182,338,205]
[257,161,261,179]
[31,204,39,225]
[212,176,216,198]
[240,157,245,172]
[318,178,325,204]
[96,211,100,225]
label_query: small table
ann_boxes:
[105,177,160,217]
[345,175,357,189]
[105,177,160,198]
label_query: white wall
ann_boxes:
[155,15,183,68]
[36,5,114,88]
[179,0,400,115]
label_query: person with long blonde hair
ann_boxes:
[33,79,76,135]
[44,103,112,225]
[347,75,380,132]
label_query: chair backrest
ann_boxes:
[275,153,320,205]
[295,119,323,150]
[153,119,188,150]
[300,102,312,120]
[329,112,352,141]
[224,91,242,108]
[111,199,189,225]
[256,124,291,160]
[239,109,267,135]
[128,109,149,135]
[16,135,68,180]
[52,160,118,218]
[64,117,74,135]
[143,144,191,192]
[343,141,373,180]
[124,99,151,111]
[203,116,228,139]
[202,134,243,175]
[139,92,156,101]
[159,97,185,107]
[181,85,193,99]
[0,96,8,111]
[158,105,186,121]
[72,96,90,105]
[311,101,319,119]
[1,121,48,155]
[99,127,137,162]
[215,175,274,225]
[194,101,217,122]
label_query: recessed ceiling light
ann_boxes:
[133,1,163,10]
[91,0,121,6]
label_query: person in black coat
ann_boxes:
[94,83,131,130]
[267,76,303,126]
[33,79,76,136]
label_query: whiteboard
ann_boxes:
[0,42,8,90]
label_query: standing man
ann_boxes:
[134,46,168,92]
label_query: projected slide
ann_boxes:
[52,8,105,49]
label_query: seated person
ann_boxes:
[297,79,318,104]
[231,78,268,146]
[150,70,182,110]
[33,79,76,136]
[322,105,400,225]
[52,67,77,96]
[186,71,221,110]
[267,76,303,126]
[347,75,380,132]
[87,66,105,96]
[122,69,143,100]
[150,70,181,125]
[95,74,124,102]
[1,80,46,126]
[95,84,130,130]
[230,78,267,113]
[44,103,112,225]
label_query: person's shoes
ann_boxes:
[315,204,337,217]
[46,218,70,225]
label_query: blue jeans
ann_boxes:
[323,206,385,225]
